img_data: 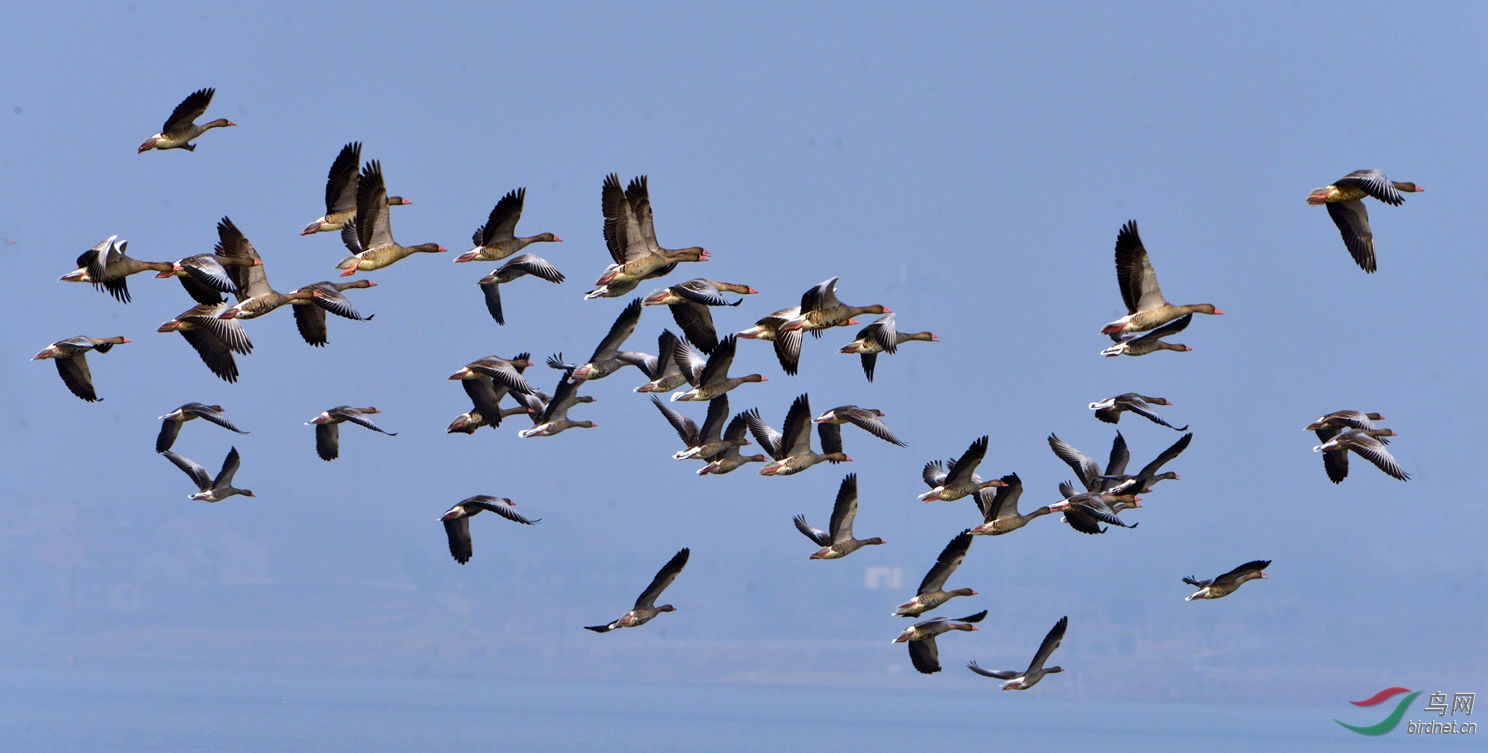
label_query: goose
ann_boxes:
[160,446,254,502]
[779,278,890,335]
[449,353,536,397]
[593,174,708,289]
[445,406,530,434]
[1101,313,1193,357]
[839,313,937,382]
[439,496,539,564]
[1184,560,1270,601]
[969,474,1067,536]
[157,302,252,383]
[586,547,690,633]
[893,610,987,674]
[794,474,885,560]
[293,280,377,347]
[1100,221,1221,335]
[32,336,130,402]
[516,377,597,437]
[894,530,976,617]
[746,394,852,476]
[918,436,1005,501]
[813,405,906,447]
[212,216,310,320]
[156,403,248,453]
[631,330,695,394]
[737,306,806,375]
[547,298,645,381]
[455,187,561,263]
[137,87,234,152]
[300,142,410,235]
[670,335,766,402]
[1047,432,1127,493]
[336,161,446,275]
[1056,481,1141,534]
[154,249,262,305]
[1305,410,1385,433]
[1089,393,1187,431]
[306,406,397,461]
[967,616,1067,690]
[643,279,756,354]
[696,414,768,475]
[476,253,564,326]
[59,236,173,303]
[1101,432,1192,495]
[1312,426,1407,482]
[653,394,736,461]
[1307,169,1422,273]
[449,353,536,427]
[1045,434,1144,533]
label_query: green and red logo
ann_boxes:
[1335,687,1421,736]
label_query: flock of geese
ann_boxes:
[34,88,1419,687]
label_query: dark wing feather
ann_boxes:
[161,450,211,490]
[1028,616,1068,673]
[1105,432,1130,478]
[907,636,941,674]
[1326,201,1376,273]
[464,495,540,525]
[156,420,183,453]
[462,377,505,427]
[634,547,689,609]
[699,395,730,442]
[1048,434,1100,491]
[917,530,972,593]
[177,329,240,383]
[163,87,214,132]
[293,303,329,347]
[967,661,1018,680]
[1216,560,1271,587]
[652,395,700,446]
[480,281,505,325]
[444,517,473,564]
[54,355,99,401]
[324,142,362,213]
[477,187,525,245]
[980,473,1023,521]
[944,436,989,487]
[793,514,831,547]
[827,473,858,539]
[315,422,339,461]
[670,301,718,355]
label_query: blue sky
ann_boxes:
[2,2,1483,710]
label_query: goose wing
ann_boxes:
[1325,201,1376,273]
[793,515,831,547]
[917,530,972,593]
[161,450,211,491]
[1114,220,1166,313]
[324,142,362,214]
[634,547,689,609]
[162,87,214,133]
[1214,560,1271,589]
[1048,434,1100,491]
[355,161,395,250]
[1027,615,1068,674]
[462,495,540,525]
[827,473,859,542]
[443,516,474,564]
[476,187,525,245]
